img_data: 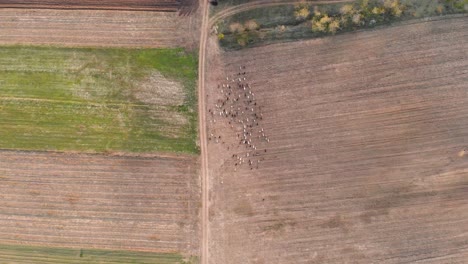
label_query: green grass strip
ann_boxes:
[0,243,197,264]
[0,46,198,154]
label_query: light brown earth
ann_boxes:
[0,151,200,255]
[0,0,181,12]
[0,8,198,49]
[204,16,468,263]
[197,1,210,264]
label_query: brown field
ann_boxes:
[0,8,198,48]
[205,16,468,263]
[0,151,199,255]
[0,0,181,12]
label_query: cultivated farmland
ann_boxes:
[0,9,196,48]
[0,1,201,264]
[0,46,198,153]
[0,150,199,258]
[205,16,468,263]
[0,0,182,12]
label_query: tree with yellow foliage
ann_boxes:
[328,19,341,34]
[384,0,404,17]
[295,7,310,20]
[311,20,327,32]
[372,6,385,15]
[311,12,342,34]
[320,14,332,24]
[393,6,403,17]
[340,4,354,15]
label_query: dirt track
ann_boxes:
[0,8,196,48]
[197,1,210,263]
[0,0,180,11]
[205,16,468,263]
[0,151,199,255]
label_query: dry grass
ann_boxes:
[135,72,186,106]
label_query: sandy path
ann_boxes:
[198,1,210,263]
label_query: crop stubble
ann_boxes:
[0,151,200,255]
[206,17,468,263]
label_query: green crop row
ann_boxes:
[0,243,197,264]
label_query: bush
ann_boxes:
[340,4,355,15]
[229,22,245,33]
[310,0,467,36]
[217,0,467,50]
[295,7,310,20]
[245,20,260,31]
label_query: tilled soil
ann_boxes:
[0,0,180,11]
[205,16,468,263]
[0,9,195,48]
[0,151,200,255]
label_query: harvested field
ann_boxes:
[0,9,195,48]
[0,150,199,257]
[205,17,468,263]
[0,0,180,12]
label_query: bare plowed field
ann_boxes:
[206,17,468,263]
[0,151,199,255]
[0,9,193,48]
[0,0,180,12]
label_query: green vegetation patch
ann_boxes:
[217,0,467,49]
[0,243,197,264]
[0,46,198,153]
[209,0,251,15]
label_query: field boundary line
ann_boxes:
[0,96,158,107]
[0,148,198,160]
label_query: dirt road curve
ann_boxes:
[0,151,200,254]
[198,1,210,264]
[0,0,180,11]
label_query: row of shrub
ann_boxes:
[300,0,467,35]
[216,0,467,49]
